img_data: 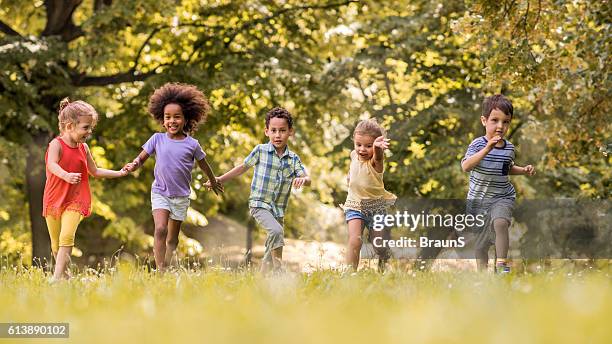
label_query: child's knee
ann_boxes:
[348,235,363,248]
[268,228,284,243]
[166,236,179,247]
[493,218,510,229]
[58,232,76,247]
[154,225,168,239]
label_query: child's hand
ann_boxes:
[63,172,82,184]
[205,178,224,195]
[373,136,390,150]
[486,135,502,150]
[119,168,130,177]
[123,162,136,173]
[293,177,307,189]
[524,165,536,176]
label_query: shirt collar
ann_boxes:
[266,142,290,158]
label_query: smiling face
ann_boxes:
[163,103,186,137]
[353,133,376,161]
[481,108,512,140]
[265,117,293,153]
[66,115,95,144]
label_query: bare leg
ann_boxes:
[369,228,391,272]
[346,219,364,270]
[475,247,489,271]
[53,246,72,280]
[271,246,283,270]
[165,218,182,267]
[153,209,170,271]
[493,218,510,260]
[494,218,511,272]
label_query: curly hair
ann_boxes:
[265,107,293,128]
[58,97,98,133]
[148,83,211,134]
[353,118,385,138]
[482,94,513,118]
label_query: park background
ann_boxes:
[0,0,609,268]
[1,1,610,343]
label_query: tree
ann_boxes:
[0,0,358,264]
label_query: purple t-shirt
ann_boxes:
[143,133,206,197]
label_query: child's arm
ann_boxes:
[196,157,224,195]
[46,139,82,184]
[372,136,390,173]
[123,150,150,173]
[292,156,311,189]
[84,144,128,179]
[217,163,249,183]
[510,164,536,176]
[461,136,500,172]
[204,163,249,190]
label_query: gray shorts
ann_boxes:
[250,207,284,263]
[474,198,514,250]
[151,192,190,222]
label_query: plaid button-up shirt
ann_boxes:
[244,143,306,218]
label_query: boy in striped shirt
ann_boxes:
[212,107,310,272]
[461,95,535,273]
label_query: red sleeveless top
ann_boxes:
[42,137,91,218]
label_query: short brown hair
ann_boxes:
[265,107,293,128]
[482,94,513,118]
[57,98,98,132]
[148,83,210,134]
[353,118,385,138]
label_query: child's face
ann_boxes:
[67,115,95,143]
[481,108,512,139]
[265,117,293,151]
[353,133,376,161]
[163,103,185,136]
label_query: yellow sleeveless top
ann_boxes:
[343,150,396,212]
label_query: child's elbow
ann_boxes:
[461,162,471,172]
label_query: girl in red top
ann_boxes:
[43,98,128,281]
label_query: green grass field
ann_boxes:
[1,263,611,343]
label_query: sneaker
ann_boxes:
[496,263,511,274]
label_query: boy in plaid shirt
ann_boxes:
[211,107,310,271]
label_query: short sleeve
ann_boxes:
[461,138,482,163]
[193,139,206,161]
[294,155,306,177]
[244,145,260,167]
[143,133,159,155]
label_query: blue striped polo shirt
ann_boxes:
[462,136,516,202]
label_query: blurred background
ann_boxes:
[0,0,609,268]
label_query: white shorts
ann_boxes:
[151,192,190,222]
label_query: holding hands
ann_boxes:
[203,177,224,195]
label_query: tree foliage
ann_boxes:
[0,0,608,263]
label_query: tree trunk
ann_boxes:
[27,132,52,267]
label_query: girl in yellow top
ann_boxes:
[344,119,396,270]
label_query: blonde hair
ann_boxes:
[353,118,385,138]
[58,98,98,132]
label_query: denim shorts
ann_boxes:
[345,209,387,232]
[151,192,190,222]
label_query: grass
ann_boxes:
[1,262,611,343]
